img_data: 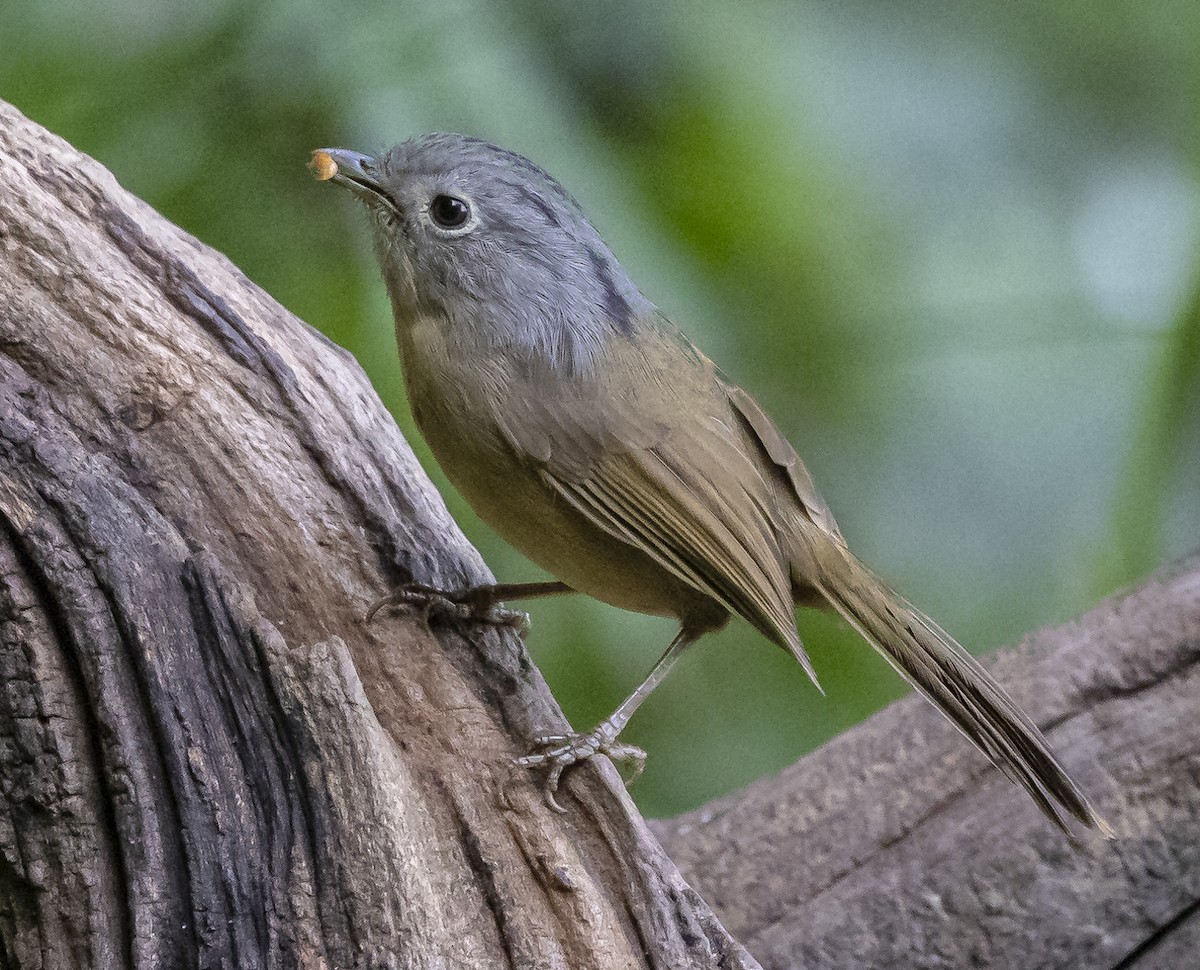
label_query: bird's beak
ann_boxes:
[309,148,393,209]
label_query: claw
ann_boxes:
[544,762,568,813]
[366,582,529,632]
[365,590,398,624]
[516,728,648,810]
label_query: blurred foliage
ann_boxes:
[5,0,1198,817]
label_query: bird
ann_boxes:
[310,134,1110,835]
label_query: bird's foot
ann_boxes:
[515,726,647,812]
[366,582,529,632]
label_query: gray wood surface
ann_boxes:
[2,96,1195,970]
[0,99,756,970]
[654,557,1200,969]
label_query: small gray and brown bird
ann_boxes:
[312,135,1110,835]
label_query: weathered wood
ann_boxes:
[3,97,1197,970]
[654,557,1200,969]
[0,100,756,969]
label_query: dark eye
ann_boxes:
[430,194,471,229]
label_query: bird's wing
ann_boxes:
[499,330,818,684]
[546,435,818,684]
[721,381,843,543]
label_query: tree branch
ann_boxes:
[3,96,1196,970]
[654,556,1200,969]
[0,99,755,969]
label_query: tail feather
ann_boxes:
[815,547,1111,837]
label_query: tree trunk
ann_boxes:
[0,100,755,970]
[1,98,1196,970]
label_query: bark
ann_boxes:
[0,100,754,970]
[1,97,1196,970]
[654,556,1200,970]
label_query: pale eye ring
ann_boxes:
[429,194,471,230]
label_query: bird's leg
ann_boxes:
[517,626,699,811]
[366,579,575,629]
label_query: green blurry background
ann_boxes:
[6,0,1198,817]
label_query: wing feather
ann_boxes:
[542,439,820,685]
[724,382,842,541]
[493,320,819,684]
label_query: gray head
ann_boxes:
[316,133,653,374]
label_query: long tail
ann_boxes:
[814,545,1111,837]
